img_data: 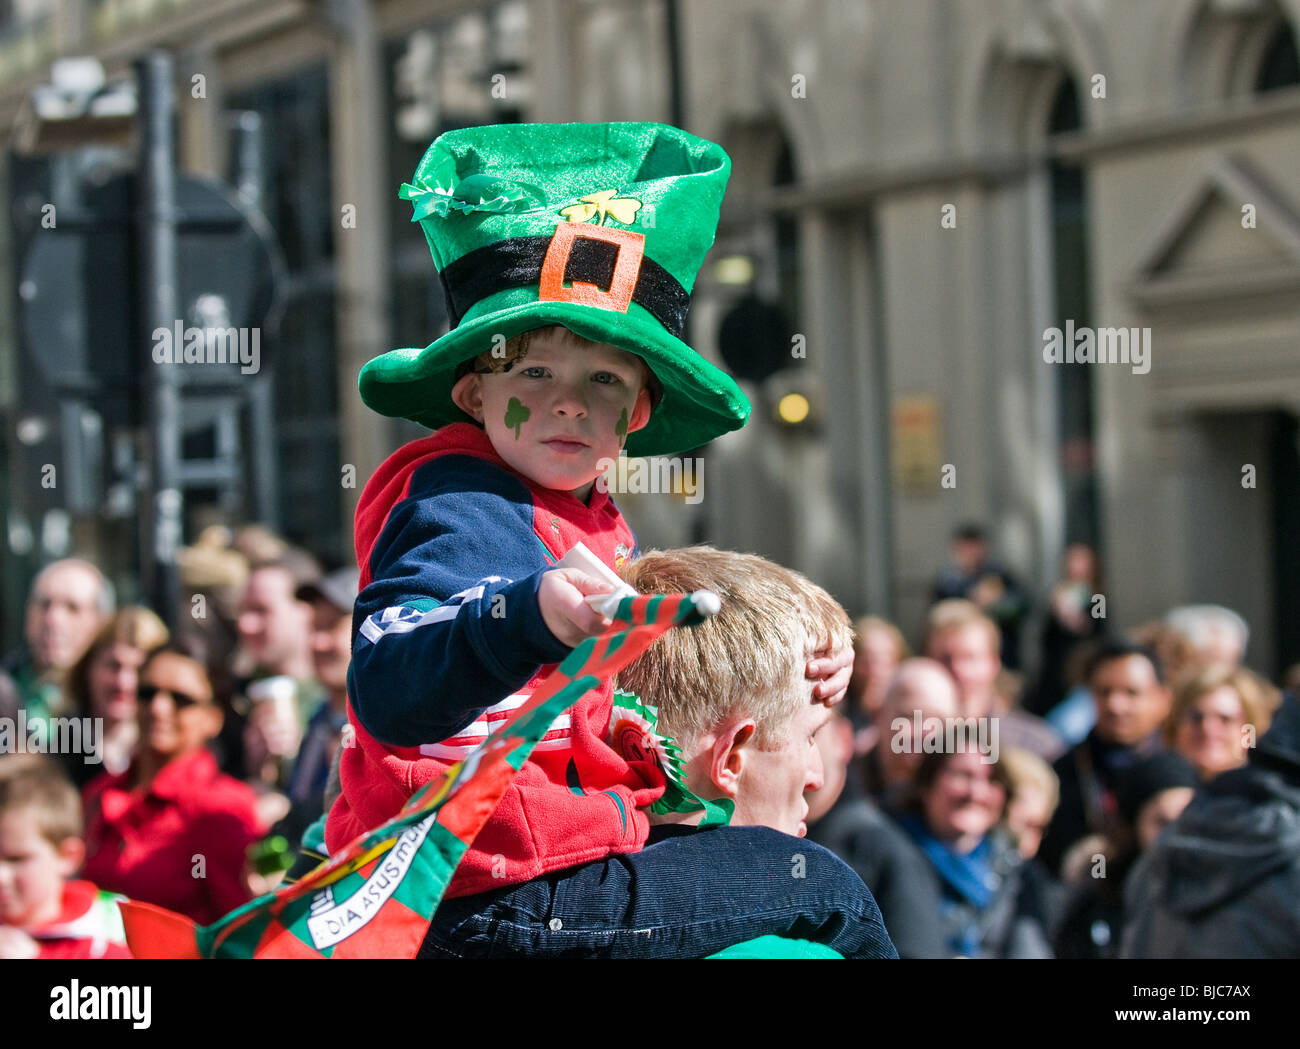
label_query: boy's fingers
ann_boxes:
[555,567,617,597]
[813,664,852,703]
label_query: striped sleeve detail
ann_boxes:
[356,579,505,646]
[417,691,574,759]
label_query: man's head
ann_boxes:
[875,658,961,788]
[1165,605,1249,669]
[850,616,907,716]
[1086,640,1171,746]
[451,326,658,501]
[237,554,319,675]
[924,600,1000,718]
[0,755,84,927]
[951,523,988,575]
[296,569,360,698]
[23,559,113,675]
[1000,746,1059,860]
[617,547,852,837]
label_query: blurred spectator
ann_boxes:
[235,552,321,686]
[1054,751,1198,958]
[1041,640,1103,748]
[863,658,959,811]
[1031,543,1105,715]
[1165,604,1249,670]
[63,608,170,789]
[925,599,1063,761]
[1001,746,1060,861]
[1123,695,1300,958]
[175,527,251,780]
[1038,639,1173,876]
[806,704,947,958]
[0,755,131,958]
[848,616,908,733]
[1129,618,1201,689]
[82,643,264,925]
[895,747,1055,958]
[1165,664,1278,781]
[235,551,325,809]
[3,560,114,734]
[231,524,290,567]
[273,569,358,846]
[931,523,1028,668]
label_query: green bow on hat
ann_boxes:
[358,122,751,457]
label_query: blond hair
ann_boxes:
[924,598,1000,656]
[0,754,82,846]
[1164,663,1279,747]
[1000,746,1060,815]
[67,605,170,717]
[617,547,851,749]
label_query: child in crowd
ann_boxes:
[326,122,850,901]
[0,754,130,959]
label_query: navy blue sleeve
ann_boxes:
[349,455,573,748]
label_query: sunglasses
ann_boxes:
[137,684,209,710]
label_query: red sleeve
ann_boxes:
[190,779,265,925]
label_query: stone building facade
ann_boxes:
[1,0,1298,674]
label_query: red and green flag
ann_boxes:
[120,590,717,959]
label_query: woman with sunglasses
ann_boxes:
[81,643,265,924]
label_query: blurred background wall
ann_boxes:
[1,0,1298,677]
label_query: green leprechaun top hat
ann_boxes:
[358,122,751,458]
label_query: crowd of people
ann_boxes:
[0,530,356,956]
[821,523,1298,957]
[0,520,1295,958]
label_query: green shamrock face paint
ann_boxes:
[505,397,530,438]
[615,406,629,447]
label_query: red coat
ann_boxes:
[328,425,666,897]
[82,749,265,926]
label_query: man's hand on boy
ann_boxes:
[539,568,616,648]
[807,644,853,706]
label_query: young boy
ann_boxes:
[421,546,895,958]
[0,755,131,959]
[329,122,850,898]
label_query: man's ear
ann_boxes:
[626,387,653,435]
[451,372,485,423]
[706,718,756,799]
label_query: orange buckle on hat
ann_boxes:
[538,221,645,313]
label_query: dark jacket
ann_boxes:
[1121,760,1300,958]
[1039,730,1163,875]
[806,777,948,958]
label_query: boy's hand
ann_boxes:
[538,568,616,648]
[0,925,40,959]
[807,643,853,706]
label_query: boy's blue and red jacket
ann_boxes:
[326,422,665,897]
